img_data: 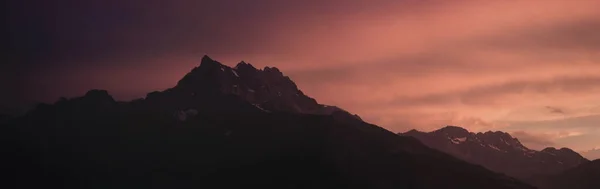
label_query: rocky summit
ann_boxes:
[151,55,359,118]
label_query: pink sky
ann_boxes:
[16,0,600,159]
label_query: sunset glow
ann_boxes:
[6,0,600,159]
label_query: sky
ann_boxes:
[5,0,600,159]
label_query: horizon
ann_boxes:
[5,0,600,159]
[5,55,599,160]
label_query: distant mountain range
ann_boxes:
[401,126,589,179]
[3,56,536,189]
[400,126,600,189]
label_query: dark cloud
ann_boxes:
[545,106,566,114]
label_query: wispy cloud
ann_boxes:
[5,0,600,151]
[545,106,566,115]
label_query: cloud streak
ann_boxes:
[4,0,600,152]
[546,106,566,115]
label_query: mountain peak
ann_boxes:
[43,89,117,111]
[235,61,258,73]
[405,129,420,134]
[173,56,354,116]
[542,147,584,157]
[201,55,215,63]
[83,89,115,102]
[235,60,248,66]
[482,131,517,141]
[484,130,510,136]
[197,55,225,69]
[439,125,465,130]
[434,125,470,137]
[542,147,558,152]
[263,66,284,76]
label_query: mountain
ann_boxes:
[401,126,589,179]
[0,106,21,118]
[529,159,600,189]
[4,56,535,189]
[172,55,360,118]
[0,114,9,124]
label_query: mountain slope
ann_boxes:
[0,113,8,123]
[529,160,600,189]
[5,56,534,189]
[402,126,589,179]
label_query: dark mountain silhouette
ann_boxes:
[401,126,589,179]
[5,56,535,189]
[174,55,360,118]
[529,159,600,189]
[0,114,9,123]
[0,105,21,117]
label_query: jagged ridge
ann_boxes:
[174,55,359,117]
[4,55,536,189]
[401,126,589,179]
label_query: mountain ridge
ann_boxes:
[401,126,589,179]
[4,55,536,189]
[174,55,359,117]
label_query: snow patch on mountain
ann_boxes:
[488,144,506,152]
[449,137,468,144]
[253,104,270,113]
